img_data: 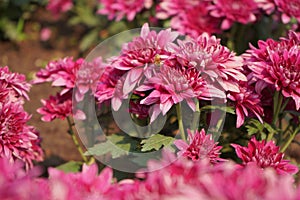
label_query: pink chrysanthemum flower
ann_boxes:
[37,92,85,122]
[108,23,179,107]
[174,129,224,164]
[46,0,73,16]
[0,66,30,100]
[0,101,43,168]
[275,0,300,23]
[137,66,196,122]
[48,164,113,199]
[228,82,264,127]
[95,67,124,104]
[171,33,246,97]
[75,57,105,102]
[34,57,84,95]
[115,23,178,71]
[210,0,258,30]
[244,31,300,110]
[97,0,153,21]
[232,137,299,175]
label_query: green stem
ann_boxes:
[272,91,283,125]
[67,116,88,163]
[267,130,275,142]
[214,111,226,140]
[190,100,200,133]
[281,126,300,152]
[176,103,186,141]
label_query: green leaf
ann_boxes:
[84,134,140,159]
[79,29,98,51]
[141,134,175,152]
[56,161,83,173]
[201,105,235,114]
[245,119,276,140]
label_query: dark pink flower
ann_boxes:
[129,100,150,119]
[244,31,300,110]
[137,66,196,122]
[228,82,264,127]
[174,129,224,163]
[210,0,258,29]
[97,0,153,21]
[0,66,30,100]
[275,0,300,23]
[46,0,73,16]
[232,137,299,175]
[0,101,43,168]
[37,92,85,122]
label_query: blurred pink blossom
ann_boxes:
[275,0,300,23]
[46,0,73,16]
[40,27,52,41]
[97,0,153,21]
[210,0,258,30]
[48,164,113,200]
[0,157,47,199]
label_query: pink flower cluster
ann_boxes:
[154,0,300,37]
[244,30,300,111]
[0,145,299,200]
[97,0,153,21]
[34,57,89,121]
[0,67,43,168]
[93,23,261,126]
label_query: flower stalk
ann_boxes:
[176,102,186,141]
[67,116,88,163]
